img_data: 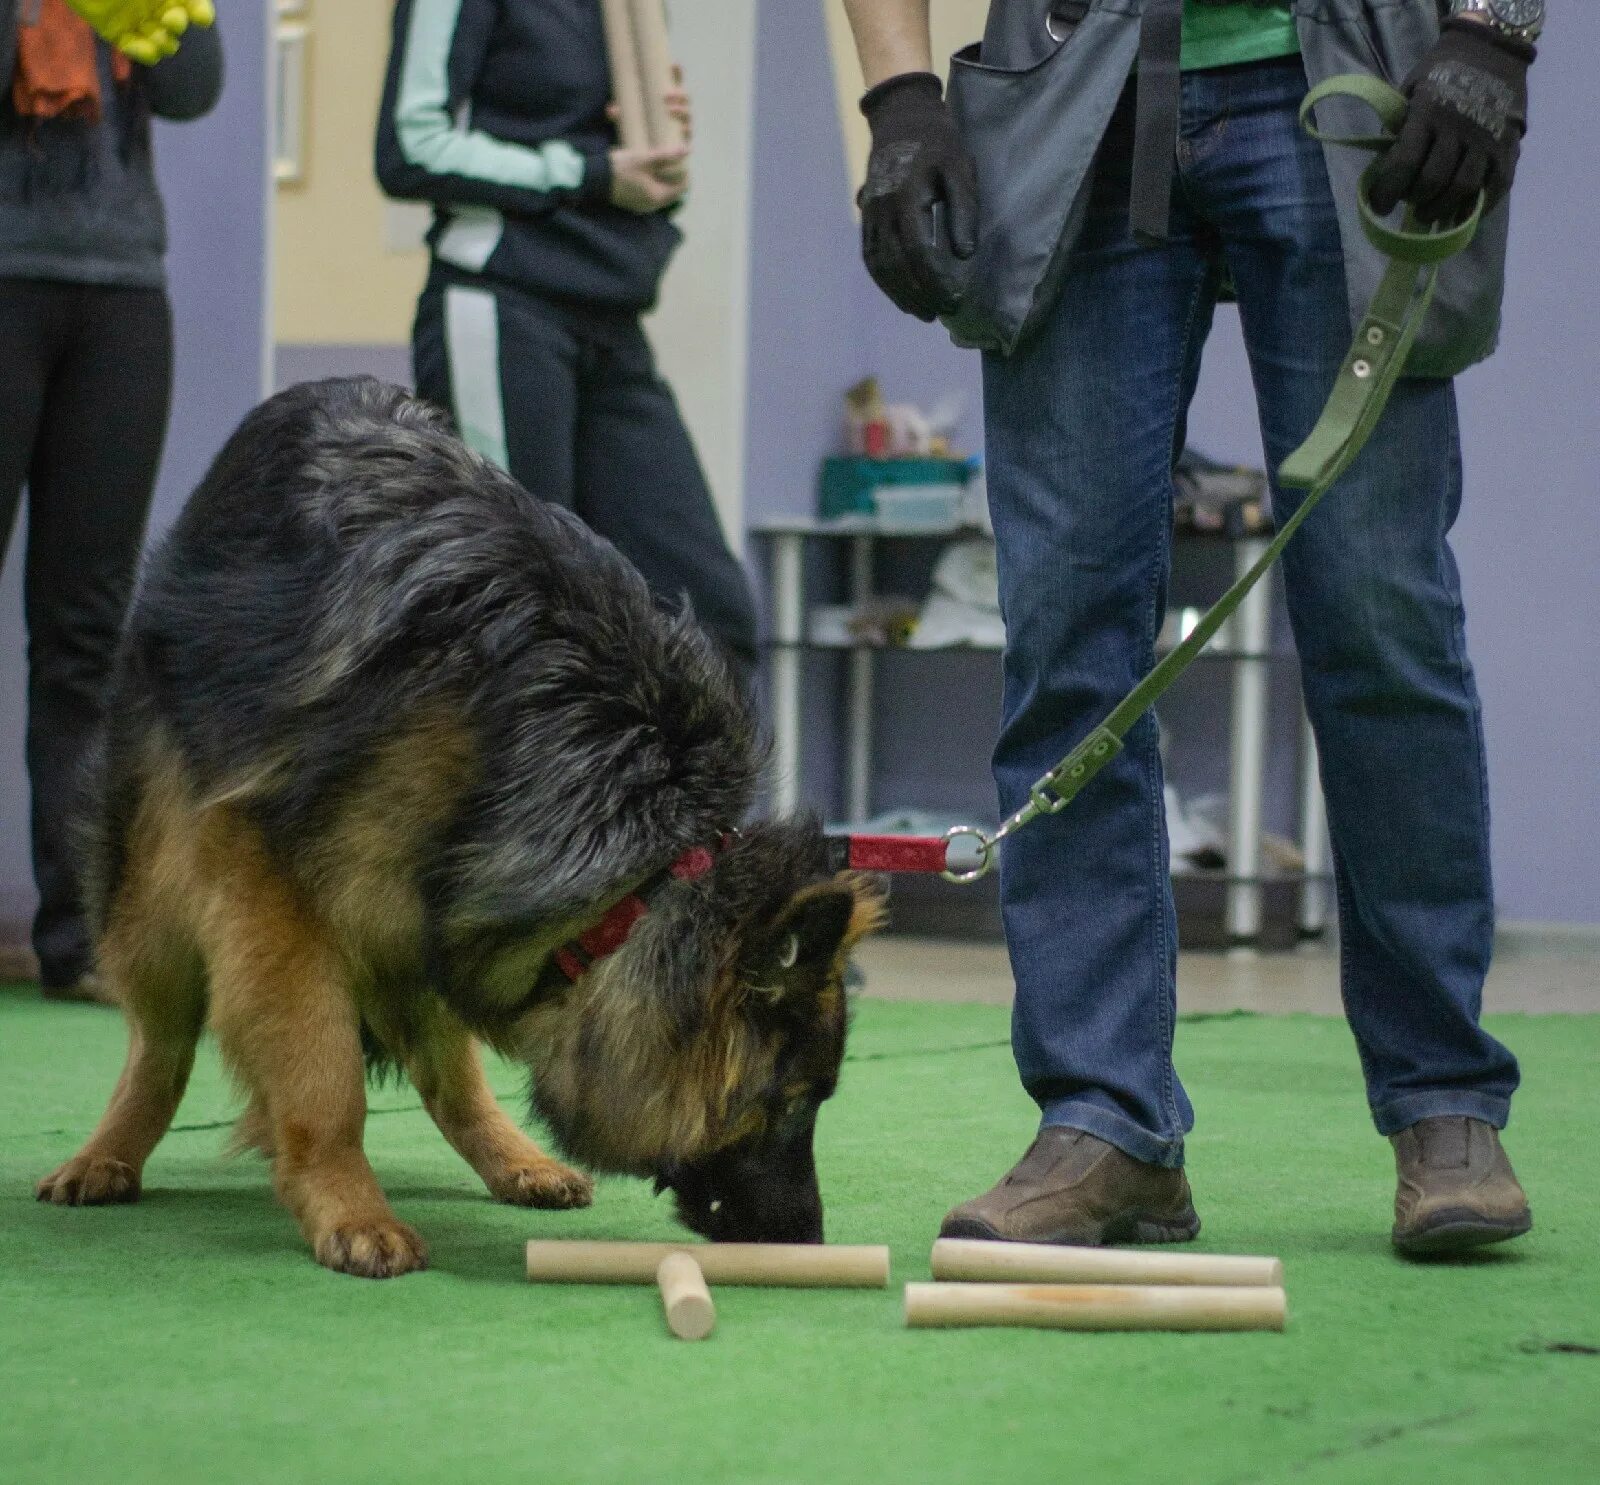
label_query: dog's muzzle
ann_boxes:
[655,1120,824,1245]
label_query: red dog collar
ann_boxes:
[551,843,718,984]
[545,830,952,990]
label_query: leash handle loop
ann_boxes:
[1300,76,1484,265]
[1281,77,1483,490]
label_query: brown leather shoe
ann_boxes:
[940,1127,1200,1245]
[1391,1116,1531,1256]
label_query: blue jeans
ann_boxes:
[982,58,1519,1167]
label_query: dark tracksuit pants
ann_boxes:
[412,270,758,675]
[0,278,172,988]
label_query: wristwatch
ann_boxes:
[1448,0,1545,44]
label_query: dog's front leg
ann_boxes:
[407,1016,593,1210]
[201,834,428,1278]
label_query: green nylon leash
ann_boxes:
[943,75,1485,884]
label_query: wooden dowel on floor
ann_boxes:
[904,1283,1287,1333]
[930,1238,1283,1289]
[657,1252,715,1340]
[525,1240,890,1288]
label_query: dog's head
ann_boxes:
[518,820,884,1243]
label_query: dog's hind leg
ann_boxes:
[201,826,427,1278]
[407,1014,593,1209]
[36,913,205,1207]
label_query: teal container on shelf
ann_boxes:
[817,455,971,523]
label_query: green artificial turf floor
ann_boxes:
[2,982,1596,1485]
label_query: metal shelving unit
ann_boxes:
[752,514,1333,948]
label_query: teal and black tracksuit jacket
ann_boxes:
[375,0,677,307]
[375,0,755,668]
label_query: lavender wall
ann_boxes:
[148,4,272,534]
[1451,14,1600,926]
[0,4,270,930]
[746,1,1597,926]
[274,344,415,393]
[743,0,987,524]
[743,0,869,522]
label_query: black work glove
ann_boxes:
[858,72,978,322]
[1368,19,1534,227]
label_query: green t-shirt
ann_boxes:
[1180,2,1301,72]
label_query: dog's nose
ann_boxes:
[721,1183,823,1245]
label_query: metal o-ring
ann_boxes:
[941,825,995,884]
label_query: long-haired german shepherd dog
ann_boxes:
[37,378,883,1277]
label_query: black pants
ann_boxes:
[0,278,172,988]
[412,272,758,673]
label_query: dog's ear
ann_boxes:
[747,886,859,1011]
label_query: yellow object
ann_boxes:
[64,0,214,65]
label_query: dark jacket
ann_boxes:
[375,0,680,311]
[0,0,223,287]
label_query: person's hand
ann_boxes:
[606,68,692,211]
[606,69,693,175]
[64,0,215,65]
[857,71,977,322]
[1368,18,1534,227]
[609,145,690,213]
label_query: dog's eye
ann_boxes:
[776,932,800,969]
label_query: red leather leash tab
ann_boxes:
[842,834,950,874]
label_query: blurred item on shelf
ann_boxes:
[842,376,966,460]
[1167,787,1307,875]
[818,454,972,525]
[807,596,922,648]
[1166,786,1225,870]
[960,467,992,533]
[909,540,1004,650]
[802,540,1005,651]
[1174,447,1272,536]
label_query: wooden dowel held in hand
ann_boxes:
[657,1252,715,1340]
[599,0,650,149]
[629,0,683,149]
[904,1283,1287,1333]
[930,1238,1283,1289]
[526,1240,890,1288]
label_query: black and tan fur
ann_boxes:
[37,378,882,1276]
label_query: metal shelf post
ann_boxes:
[845,534,876,823]
[768,532,804,815]
[1226,537,1272,944]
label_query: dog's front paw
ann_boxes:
[36,1154,140,1205]
[489,1159,594,1210]
[314,1217,429,1278]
